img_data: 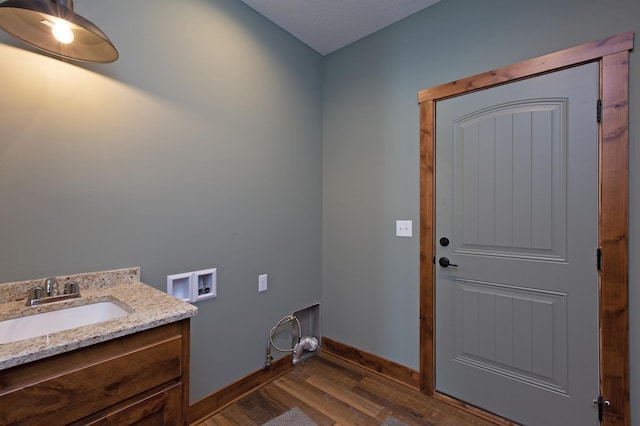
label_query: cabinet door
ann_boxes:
[81,383,182,426]
[0,332,183,425]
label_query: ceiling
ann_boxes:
[239,0,441,56]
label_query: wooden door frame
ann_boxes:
[418,32,633,425]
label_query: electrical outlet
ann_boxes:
[258,274,268,292]
[396,220,413,237]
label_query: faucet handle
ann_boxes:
[64,280,80,295]
[26,285,45,306]
[32,285,45,299]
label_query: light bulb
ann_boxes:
[52,20,74,44]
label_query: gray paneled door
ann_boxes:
[435,63,599,425]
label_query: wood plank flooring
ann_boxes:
[196,352,496,426]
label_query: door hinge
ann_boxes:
[593,396,611,421]
[597,247,603,271]
[597,99,602,123]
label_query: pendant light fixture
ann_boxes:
[0,0,118,63]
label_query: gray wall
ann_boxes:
[1,0,639,419]
[0,0,322,402]
[322,0,640,421]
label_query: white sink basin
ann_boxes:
[0,301,130,344]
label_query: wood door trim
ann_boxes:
[418,32,633,425]
[418,32,633,103]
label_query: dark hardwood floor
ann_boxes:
[196,352,496,426]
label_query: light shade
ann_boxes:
[0,0,118,63]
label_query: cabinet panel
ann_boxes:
[81,383,182,426]
[0,321,188,426]
[0,322,183,392]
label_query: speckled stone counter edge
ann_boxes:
[0,268,197,370]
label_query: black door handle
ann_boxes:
[438,257,458,268]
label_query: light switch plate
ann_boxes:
[258,274,268,292]
[396,220,413,237]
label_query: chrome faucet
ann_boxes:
[44,277,59,297]
[26,278,81,306]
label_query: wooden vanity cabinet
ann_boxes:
[0,319,190,426]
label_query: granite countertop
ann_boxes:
[0,267,198,370]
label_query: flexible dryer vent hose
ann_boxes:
[292,336,319,365]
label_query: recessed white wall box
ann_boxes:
[396,220,413,237]
[259,274,268,292]
[167,268,218,303]
[167,272,193,302]
[193,268,217,302]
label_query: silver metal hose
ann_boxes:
[264,315,318,368]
